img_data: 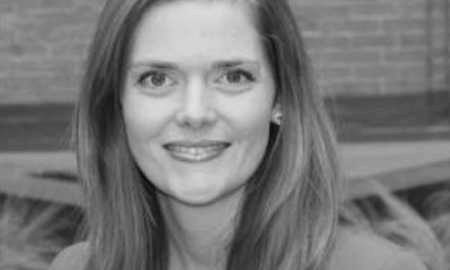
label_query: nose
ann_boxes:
[175,77,217,129]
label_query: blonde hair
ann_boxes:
[75,0,341,269]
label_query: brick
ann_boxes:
[397,32,427,47]
[401,66,427,80]
[305,36,351,51]
[294,5,351,25]
[0,59,48,72]
[15,5,99,41]
[47,24,95,43]
[317,66,353,79]
[293,12,320,32]
[350,34,396,48]
[381,18,426,33]
[0,11,17,31]
[4,41,49,58]
[382,49,427,63]
[349,2,398,17]
[383,81,426,94]
[0,2,14,13]
[51,42,88,57]
[10,0,46,12]
[1,74,53,92]
[321,80,382,95]
[431,58,447,67]
[351,65,400,79]
[38,0,75,9]
[317,50,381,64]
[320,19,381,34]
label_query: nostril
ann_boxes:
[175,108,217,129]
[175,104,217,129]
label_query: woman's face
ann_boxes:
[122,0,277,205]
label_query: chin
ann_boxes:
[171,187,225,206]
[173,194,221,207]
[167,180,245,207]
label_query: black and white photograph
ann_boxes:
[0,0,449,269]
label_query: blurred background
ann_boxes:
[0,0,449,269]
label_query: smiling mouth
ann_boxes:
[163,141,231,163]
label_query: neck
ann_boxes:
[158,190,244,270]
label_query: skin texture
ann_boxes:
[122,0,276,206]
[121,1,277,269]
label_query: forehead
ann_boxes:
[129,0,264,65]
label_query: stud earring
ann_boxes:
[271,111,282,125]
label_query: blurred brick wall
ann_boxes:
[0,0,103,104]
[0,0,448,103]
[293,0,449,96]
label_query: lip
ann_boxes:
[163,140,231,148]
[163,140,231,163]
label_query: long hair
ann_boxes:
[75,0,341,269]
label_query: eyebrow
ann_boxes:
[128,61,177,70]
[212,60,260,69]
[128,59,260,70]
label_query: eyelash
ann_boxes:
[135,70,177,91]
[220,69,256,83]
[136,71,152,85]
[132,68,256,93]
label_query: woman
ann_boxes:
[50,0,428,269]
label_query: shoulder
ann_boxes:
[48,241,90,270]
[329,227,427,270]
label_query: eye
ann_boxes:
[217,69,256,86]
[136,70,177,90]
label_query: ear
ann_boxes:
[271,103,282,125]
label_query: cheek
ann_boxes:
[231,112,271,187]
[242,112,271,155]
[121,96,174,185]
[122,96,172,143]
[236,109,271,143]
[223,90,274,140]
[224,95,273,164]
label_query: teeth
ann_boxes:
[165,144,228,162]
[170,145,222,154]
